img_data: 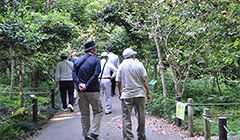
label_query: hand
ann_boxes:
[79,83,86,91]
[110,77,113,80]
[56,82,59,87]
[147,94,152,102]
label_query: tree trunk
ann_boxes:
[30,67,41,91]
[154,37,167,107]
[9,46,15,100]
[153,63,157,88]
[45,0,51,15]
[19,59,24,107]
[169,64,180,97]
[215,71,221,95]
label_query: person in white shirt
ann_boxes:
[116,48,151,140]
[99,52,118,115]
[71,52,79,105]
[55,52,75,112]
[107,46,120,97]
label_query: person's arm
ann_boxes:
[142,77,152,102]
[72,57,83,89]
[110,63,118,80]
[55,64,60,87]
[85,58,101,88]
[117,82,122,100]
[116,56,120,68]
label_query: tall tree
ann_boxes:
[0,0,78,103]
[120,0,239,101]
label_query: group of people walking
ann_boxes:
[55,40,151,140]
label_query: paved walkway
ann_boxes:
[31,93,185,140]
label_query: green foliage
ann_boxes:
[0,123,25,140]
[0,90,61,139]
[0,0,239,139]
[146,65,240,136]
[0,96,21,107]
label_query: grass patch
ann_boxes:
[146,71,240,138]
[0,90,61,140]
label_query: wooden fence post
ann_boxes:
[51,88,54,109]
[219,117,227,140]
[188,98,194,137]
[204,108,210,140]
[33,98,38,124]
[176,96,182,127]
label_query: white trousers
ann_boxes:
[100,79,112,113]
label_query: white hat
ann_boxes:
[72,52,78,56]
[101,52,108,57]
[122,48,137,58]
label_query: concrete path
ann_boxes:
[31,93,184,140]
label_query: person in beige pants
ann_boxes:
[72,40,103,140]
[116,48,152,140]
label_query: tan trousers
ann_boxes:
[121,97,145,140]
[78,92,103,137]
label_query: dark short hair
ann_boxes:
[107,46,113,52]
[101,56,108,59]
[85,47,95,53]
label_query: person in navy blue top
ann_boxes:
[72,40,103,140]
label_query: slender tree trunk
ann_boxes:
[154,64,157,79]
[211,75,216,93]
[215,71,221,95]
[154,64,157,88]
[19,59,24,107]
[169,65,181,97]
[154,37,167,107]
[34,68,41,91]
[45,0,51,14]
[30,67,41,91]
[9,46,15,100]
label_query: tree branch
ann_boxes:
[180,64,191,96]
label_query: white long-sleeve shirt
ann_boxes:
[55,60,73,82]
[99,59,118,79]
[108,52,120,68]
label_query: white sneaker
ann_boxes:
[62,108,67,112]
[68,104,74,112]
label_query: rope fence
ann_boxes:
[199,101,239,140]
[203,113,236,140]
[223,125,234,140]
[202,115,218,125]
[150,92,240,139]
[0,88,56,124]
[0,103,35,123]
[0,91,50,94]
[0,84,51,89]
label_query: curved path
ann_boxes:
[31,93,184,140]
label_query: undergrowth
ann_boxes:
[146,72,240,138]
[0,89,61,140]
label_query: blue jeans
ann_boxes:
[59,81,74,109]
